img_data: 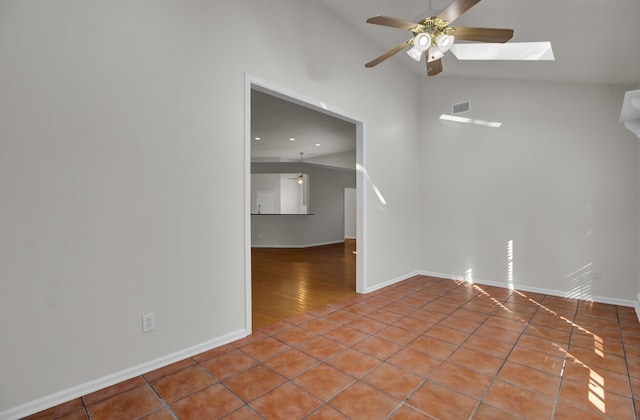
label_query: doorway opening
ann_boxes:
[245,76,366,331]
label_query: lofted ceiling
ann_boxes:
[319,0,640,86]
[252,0,640,162]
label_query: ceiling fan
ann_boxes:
[364,0,517,76]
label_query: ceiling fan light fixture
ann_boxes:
[407,32,432,61]
[406,47,423,61]
[427,45,444,62]
[364,0,519,76]
[435,33,455,52]
[620,90,640,137]
[297,152,304,184]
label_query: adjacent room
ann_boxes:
[250,88,358,327]
[2,0,640,419]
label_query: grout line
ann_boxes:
[380,282,487,416]
[142,373,179,420]
[465,289,533,418]
[548,303,578,420]
[616,305,640,420]
[82,404,91,420]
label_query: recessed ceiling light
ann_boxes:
[254,137,261,141]
[289,138,295,141]
[315,143,321,147]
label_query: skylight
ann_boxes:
[450,42,555,61]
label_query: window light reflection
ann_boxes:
[439,114,502,128]
[588,369,606,413]
[356,163,386,205]
[507,240,514,289]
[504,291,607,414]
[475,286,609,415]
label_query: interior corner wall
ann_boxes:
[251,163,355,247]
[637,83,640,318]
[637,142,640,315]
[418,77,639,303]
[0,0,421,413]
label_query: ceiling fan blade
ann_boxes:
[366,16,421,31]
[365,39,412,68]
[427,58,443,76]
[454,27,514,43]
[438,0,481,24]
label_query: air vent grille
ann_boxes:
[452,101,470,114]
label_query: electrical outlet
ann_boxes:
[592,269,601,280]
[142,313,155,333]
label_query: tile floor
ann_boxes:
[25,275,640,419]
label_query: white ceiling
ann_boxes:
[251,90,356,161]
[252,0,640,161]
[320,0,640,86]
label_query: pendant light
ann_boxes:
[298,152,304,184]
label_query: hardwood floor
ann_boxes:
[251,239,357,329]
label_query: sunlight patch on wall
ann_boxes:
[507,240,514,290]
[356,164,386,205]
[439,114,502,128]
[565,263,594,301]
[585,204,593,239]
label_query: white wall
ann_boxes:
[307,150,357,169]
[345,188,357,239]
[0,0,421,414]
[251,174,281,213]
[251,163,355,247]
[418,77,639,303]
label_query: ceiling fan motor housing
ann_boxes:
[413,17,455,36]
[413,17,456,60]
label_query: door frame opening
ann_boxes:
[244,74,367,332]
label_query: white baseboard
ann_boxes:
[416,270,469,283]
[251,240,345,249]
[1,329,249,420]
[363,269,637,309]
[417,270,636,308]
[365,270,423,293]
